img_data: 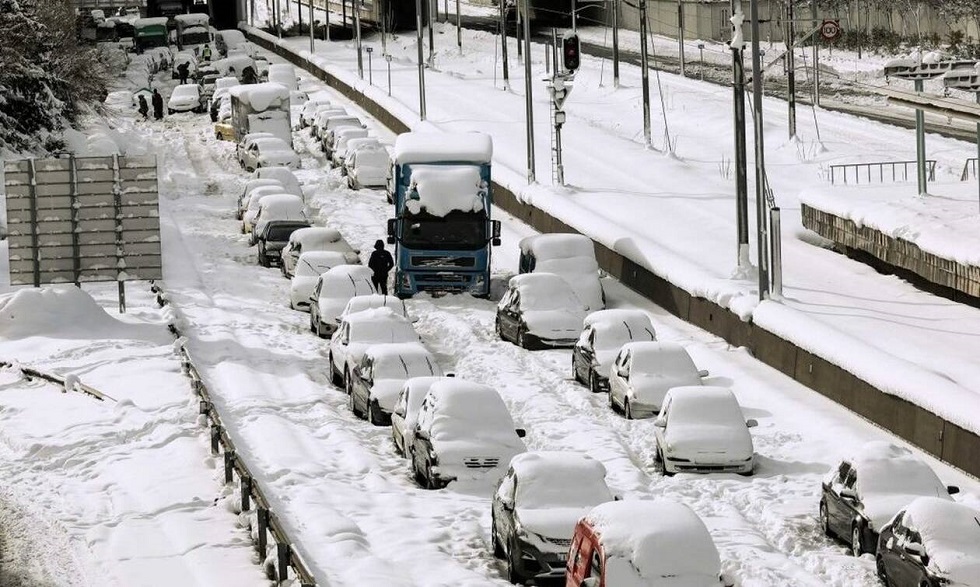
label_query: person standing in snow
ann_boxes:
[368,239,394,295]
[151,88,164,120]
[137,94,149,119]
[177,61,190,85]
[201,44,212,62]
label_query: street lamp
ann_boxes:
[366,46,374,84]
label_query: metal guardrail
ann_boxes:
[829,160,936,185]
[0,360,114,401]
[151,283,318,587]
[962,157,978,181]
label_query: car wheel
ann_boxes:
[257,244,268,267]
[850,523,864,557]
[624,398,634,420]
[819,502,832,538]
[491,515,505,558]
[309,313,317,334]
[348,387,362,418]
[215,132,222,140]
[413,458,427,488]
[367,401,382,426]
[315,316,326,339]
[494,318,503,339]
[875,555,890,586]
[659,447,675,476]
[506,538,522,584]
[424,460,438,490]
[589,370,602,393]
[608,388,617,412]
[344,368,351,394]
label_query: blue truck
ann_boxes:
[386,132,501,298]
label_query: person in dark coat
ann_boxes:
[201,44,212,61]
[241,65,258,85]
[177,61,190,85]
[137,94,149,119]
[151,89,164,120]
[368,239,394,295]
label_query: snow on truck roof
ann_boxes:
[405,166,485,217]
[228,82,290,110]
[135,17,169,27]
[393,132,492,165]
[585,500,720,581]
[174,13,210,24]
[520,233,595,258]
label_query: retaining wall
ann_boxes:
[246,30,980,479]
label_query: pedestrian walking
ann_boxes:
[201,43,212,61]
[151,88,164,120]
[137,94,149,119]
[368,239,394,295]
[177,62,190,85]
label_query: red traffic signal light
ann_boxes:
[562,34,580,72]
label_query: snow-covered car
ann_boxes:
[567,500,732,587]
[819,441,960,557]
[300,98,333,128]
[268,64,298,91]
[280,227,359,278]
[311,108,348,140]
[339,294,409,322]
[410,380,527,489]
[242,137,299,172]
[491,452,613,584]
[250,193,308,243]
[495,273,587,350]
[875,497,980,587]
[341,137,383,174]
[330,127,369,167]
[166,84,203,114]
[345,146,391,190]
[608,341,707,419]
[212,54,256,81]
[572,308,657,393]
[237,179,284,220]
[653,386,757,476]
[309,265,376,339]
[236,132,275,167]
[319,115,364,157]
[241,187,288,234]
[215,29,252,57]
[348,342,443,426]
[254,220,310,268]
[251,166,303,199]
[327,307,419,390]
[289,251,351,311]
[518,233,605,312]
[391,375,454,458]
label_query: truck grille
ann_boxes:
[463,457,500,469]
[411,256,476,268]
[415,274,470,284]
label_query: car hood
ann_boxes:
[522,310,582,339]
[290,276,317,297]
[517,506,590,544]
[864,493,949,531]
[370,379,405,411]
[664,424,753,460]
[933,555,980,587]
[593,349,619,376]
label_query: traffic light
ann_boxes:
[562,34,580,72]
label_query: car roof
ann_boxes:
[509,451,607,482]
[519,233,595,258]
[342,306,410,325]
[583,308,652,329]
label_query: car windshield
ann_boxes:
[267,224,303,241]
[295,256,339,277]
[173,86,198,98]
[374,353,438,380]
[400,210,487,250]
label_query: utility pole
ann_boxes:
[522,0,535,182]
[355,0,363,79]
[785,0,796,138]
[428,0,435,66]
[750,0,769,299]
[415,0,427,120]
[499,0,510,89]
[612,0,620,87]
[639,0,651,147]
[677,0,685,77]
[730,0,749,269]
[308,0,314,53]
[811,0,820,107]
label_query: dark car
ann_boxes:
[254,220,310,268]
[491,451,612,585]
[571,308,656,393]
[876,497,980,587]
[348,342,441,426]
[819,442,958,557]
[495,273,585,350]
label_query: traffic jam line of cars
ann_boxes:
[212,65,980,587]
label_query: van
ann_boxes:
[565,500,732,587]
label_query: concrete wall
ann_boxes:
[247,30,980,479]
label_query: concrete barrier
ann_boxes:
[248,30,980,479]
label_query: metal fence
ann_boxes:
[828,160,936,185]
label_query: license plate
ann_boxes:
[556,552,568,562]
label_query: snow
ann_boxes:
[393,132,492,165]
[217,29,247,47]
[0,286,157,340]
[314,265,377,324]
[169,85,199,100]
[900,497,980,586]
[405,166,485,216]
[345,308,418,344]
[215,76,240,91]
[174,14,210,26]
[341,294,408,319]
[228,82,290,111]
[622,341,703,407]
[659,386,754,462]
[294,251,349,278]
[511,451,612,509]
[213,55,257,79]
[586,500,722,585]
[134,17,168,27]
[251,166,302,197]
[506,273,583,312]
[519,233,604,311]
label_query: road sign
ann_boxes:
[820,19,841,41]
[548,74,573,109]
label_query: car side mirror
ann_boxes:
[904,542,926,558]
[335,317,342,323]
[446,372,456,378]
[746,418,758,428]
[394,406,405,417]
[515,428,527,438]
[840,487,858,500]
[492,238,501,246]
[653,417,666,428]
[613,494,622,501]
[947,485,960,495]
[698,369,710,378]
[414,426,429,440]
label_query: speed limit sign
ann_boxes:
[820,19,842,41]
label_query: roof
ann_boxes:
[847,441,950,499]
[404,166,485,217]
[393,132,493,165]
[289,226,343,245]
[320,264,374,285]
[510,451,606,483]
[342,306,409,325]
[663,386,742,424]
[519,233,595,259]
[135,17,169,27]
[228,82,290,110]
[622,341,693,365]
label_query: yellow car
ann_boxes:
[214,121,235,141]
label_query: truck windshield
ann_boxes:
[401,210,487,250]
[183,31,210,45]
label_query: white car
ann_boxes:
[342,137,383,174]
[320,116,364,157]
[311,108,348,140]
[309,265,376,338]
[339,294,409,321]
[491,452,614,584]
[237,132,275,167]
[242,137,299,172]
[572,308,657,393]
[250,194,308,244]
[518,233,605,311]
[348,342,442,426]
[280,226,359,278]
[327,307,419,391]
[289,251,351,311]
[345,146,391,190]
[495,273,587,350]
[251,166,303,199]
[171,51,198,80]
[654,386,758,476]
[167,84,203,114]
[237,179,284,220]
[391,375,454,458]
[241,187,288,234]
[330,127,369,166]
[608,341,707,419]
[410,380,527,489]
[300,98,333,128]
